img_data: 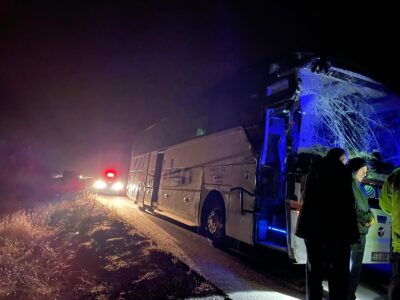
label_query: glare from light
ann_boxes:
[94,180,106,189]
[106,172,115,178]
[112,181,124,191]
[229,291,299,299]
[113,198,125,208]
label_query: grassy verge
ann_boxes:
[0,192,224,299]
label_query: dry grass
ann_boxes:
[0,192,106,299]
[0,192,223,300]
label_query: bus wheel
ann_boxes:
[204,203,226,247]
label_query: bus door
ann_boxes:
[286,171,307,263]
[144,151,164,209]
[256,107,289,250]
[151,152,164,209]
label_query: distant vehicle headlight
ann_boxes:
[112,181,124,191]
[94,180,106,189]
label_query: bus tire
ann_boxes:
[202,201,227,248]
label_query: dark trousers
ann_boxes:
[349,235,366,299]
[305,240,351,300]
[389,252,400,300]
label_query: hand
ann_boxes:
[369,217,376,226]
[365,218,376,227]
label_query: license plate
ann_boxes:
[371,252,390,262]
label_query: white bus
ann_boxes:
[126,54,400,263]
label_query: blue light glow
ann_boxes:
[260,109,272,167]
[267,226,287,234]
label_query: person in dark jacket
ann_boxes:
[296,148,359,300]
[347,158,375,300]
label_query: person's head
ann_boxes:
[326,148,347,164]
[389,168,400,193]
[348,157,368,182]
[372,151,383,161]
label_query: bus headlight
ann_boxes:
[94,180,106,189]
[112,181,124,191]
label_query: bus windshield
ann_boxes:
[297,67,400,177]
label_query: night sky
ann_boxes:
[1,1,399,177]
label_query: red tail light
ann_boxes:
[105,169,116,178]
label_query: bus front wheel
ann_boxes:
[203,203,226,247]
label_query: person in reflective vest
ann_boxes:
[380,168,400,300]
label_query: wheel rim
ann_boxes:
[207,208,223,238]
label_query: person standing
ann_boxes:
[296,148,359,300]
[380,168,400,300]
[347,158,375,300]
